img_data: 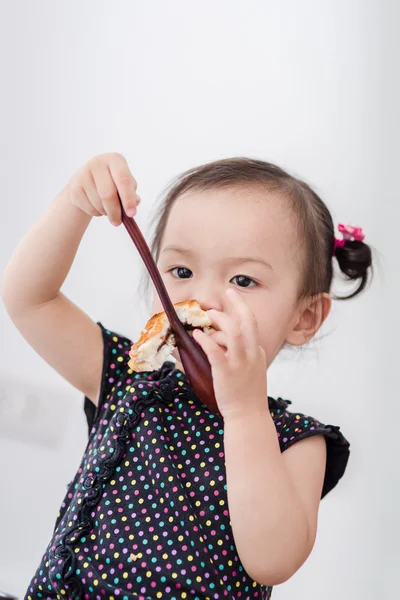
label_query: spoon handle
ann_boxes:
[121,211,183,330]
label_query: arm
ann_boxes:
[224,410,326,586]
[2,187,102,402]
[192,288,327,586]
[1,153,139,403]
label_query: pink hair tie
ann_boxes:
[334,223,365,255]
[333,238,346,253]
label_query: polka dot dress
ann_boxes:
[26,325,350,600]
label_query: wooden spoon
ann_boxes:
[121,206,219,415]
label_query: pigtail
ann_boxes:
[334,239,372,299]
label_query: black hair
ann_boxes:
[151,158,373,300]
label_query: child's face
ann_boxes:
[153,186,317,367]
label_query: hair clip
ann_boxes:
[333,223,365,255]
[338,224,365,242]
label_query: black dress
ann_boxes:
[25,325,350,600]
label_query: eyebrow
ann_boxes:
[162,246,273,271]
[162,246,193,257]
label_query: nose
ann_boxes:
[194,283,223,313]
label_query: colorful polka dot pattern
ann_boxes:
[26,325,349,599]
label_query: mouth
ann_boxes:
[157,323,206,352]
[128,299,214,373]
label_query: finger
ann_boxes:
[83,171,106,216]
[108,154,138,218]
[208,308,245,364]
[69,178,103,217]
[94,166,121,226]
[192,328,226,370]
[207,309,234,332]
[208,330,228,350]
[221,287,241,324]
[225,288,259,355]
[89,159,121,225]
[226,288,259,354]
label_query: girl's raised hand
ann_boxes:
[68,153,140,226]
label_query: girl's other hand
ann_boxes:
[193,288,268,420]
[68,153,140,226]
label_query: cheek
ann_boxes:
[150,275,188,316]
[257,318,286,364]
[151,265,173,315]
[151,292,163,315]
[253,294,298,363]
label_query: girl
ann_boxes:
[2,154,372,600]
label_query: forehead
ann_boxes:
[161,186,300,269]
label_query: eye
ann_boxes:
[231,275,258,288]
[170,267,193,279]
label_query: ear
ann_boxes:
[285,293,331,347]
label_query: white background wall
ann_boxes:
[0,1,398,598]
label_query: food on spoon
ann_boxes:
[128,300,214,372]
